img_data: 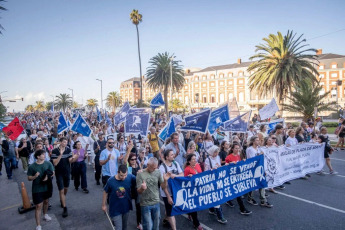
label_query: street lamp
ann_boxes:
[50,95,55,111]
[68,88,74,109]
[96,79,103,110]
[170,57,175,103]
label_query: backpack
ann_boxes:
[162,161,179,174]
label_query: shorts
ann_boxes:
[324,152,329,159]
[32,191,51,205]
[55,173,70,190]
[162,196,173,217]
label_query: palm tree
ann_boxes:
[282,79,336,121]
[86,98,98,111]
[55,93,72,112]
[0,103,6,120]
[130,9,143,102]
[106,91,122,112]
[169,98,186,112]
[45,101,53,111]
[248,30,319,102]
[146,52,185,115]
[34,101,45,112]
[0,0,7,34]
[72,101,80,109]
[25,105,34,113]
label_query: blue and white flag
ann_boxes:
[158,117,176,141]
[172,114,183,127]
[169,155,267,215]
[96,107,103,123]
[222,111,251,132]
[71,114,92,137]
[266,118,285,135]
[180,109,211,133]
[229,98,240,119]
[259,98,279,120]
[105,111,112,126]
[208,104,230,134]
[150,92,165,109]
[125,108,150,136]
[57,112,68,134]
[114,102,131,125]
[67,119,72,131]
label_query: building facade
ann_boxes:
[120,50,345,114]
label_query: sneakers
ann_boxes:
[36,225,42,230]
[329,170,338,175]
[240,209,252,215]
[44,214,52,221]
[62,207,68,218]
[208,209,216,215]
[162,218,169,226]
[83,188,89,194]
[317,171,325,175]
[226,200,235,207]
[276,185,285,190]
[284,181,291,185]
[196,225,203,230]
[260,202,273,208]
[217,217,227,224]
[247,198,258,206]
[137,224,143,230]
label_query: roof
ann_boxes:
[195,61,252,73]
[317,53,345,60]
[121,77,140,83]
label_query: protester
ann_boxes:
[102,164,136,230]
[165,132,186,168]
[219,141,230,166]
[93,133,107,185]
[257,125,267,146]
[147,127,160,159]
[17,137,32,173]
[1,134,18,179]
[319,127,336,174]
[285,129,298,147]
[72,141,89,193]
[27,149,55,230]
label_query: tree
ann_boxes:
[146,52,185,115]
[0,0,7,35]
[34,101,45,112]
[130,9,143,103]
[45,101,53,111]
[282,79,336,121]
[55,93,72,112]
[25,105,34,113]
[72,101,80,109]
[86,99,98,111]
[248,30,319,102]
[169,98,186,112]
[0,103,6,121]
[106,91,122,112]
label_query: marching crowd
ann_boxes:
[0,111,336,230]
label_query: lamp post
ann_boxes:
[96,79,103,111]
[68,88,74,110]
[50,95,55,111]
[170,57,174,103]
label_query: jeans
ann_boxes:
[94,155,102,183]
[112,212,129,230]
[0,155,3,173]
[73,161,87,189]
[141,203,160,230]
[4,156,16,178]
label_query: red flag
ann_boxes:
[2,117,24,140]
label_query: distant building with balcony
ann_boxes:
[120,49,345,116]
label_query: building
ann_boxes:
[120,49,345,115]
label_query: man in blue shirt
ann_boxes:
[102,164,136,230]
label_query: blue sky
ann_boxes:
[1,0,345,111]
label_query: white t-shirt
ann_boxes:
[159,161,183,197]
[285,137,298,146]
[246,146,261,159]
[204,155,221,171]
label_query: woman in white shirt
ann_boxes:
[285,129,298,147]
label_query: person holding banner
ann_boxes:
[204,145,227,224]
[159,149,184,230]
[246,136,273,208]
[184,154,203,230]
[285,130,298,147]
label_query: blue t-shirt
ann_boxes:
[104,174,136,217]
[100,148,120,177]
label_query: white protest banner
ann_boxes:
[259,98,279,120]
[262,143,325,188]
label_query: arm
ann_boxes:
[52,153,63,166]
[28,172,40,181]
[101,191,108,212]
[100,152,111,166]
[123,142,134,165]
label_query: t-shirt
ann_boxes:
[159,161,182,197]
[73,148,86,162]
[51,147,72,175]
[4,140,16,158]
[225,154,241,163]
[147,133,159,152]
[246,146,261,159]
[136,169,163,206]
[204,155,221,171]
[18,141,32,158]
[184,164,202,176]
[285,137,298,146]
[218,150,228,165]
[27,161,55,193]
[104,174,136,217]
[100,148,120,177]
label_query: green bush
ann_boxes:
[322,122,338,127]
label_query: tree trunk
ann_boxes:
[136,25,143,103]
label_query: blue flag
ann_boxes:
[57,112,68,134]
[96,107,103,123]
[105,111,112,126]
[0,122,5,131]
[264,118,285,135]
[114,102,131,125]
[180,109,211,133]
[124,108,150,136]
[208,104,230,134]
[169,155,267,216]
[71,114,92,137]
[222,111,251,132]
[50,103,54,112]
[150,92,165,109]
[158,117,176,141]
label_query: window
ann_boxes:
[239,72,244,76]
[210,75,215,79]
[331,73,338,78]
[203,95,207,103]
[228,93,234,100]
[228,81,233,85]
[332,81,337,85]
[219,81,224,86]
[195,84,199,87]
[210,94,215,103]
[319,65,324,70]
[239,80,244,84]
[185,96,189,104]
[185,86,188,90]
[202,83,206,87]
[195,76,199,81]
[228,73,233,77]
[239,92,244,102]
[332,64,337,69]
[319,74,324,78]
[202,76,207,80]
[219,93,225,103]
[220,74,224,78]
[210,82,215,87]
[320,82,324,86]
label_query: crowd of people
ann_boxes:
[0,111,336,230]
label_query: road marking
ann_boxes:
[276,191,345,214]
[322,172,345,178]
[159,201,213,230]
[330,157,345,162]
[0,203,22,212]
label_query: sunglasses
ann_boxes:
[108,142,114,144]
[130,158,137,161]
[271,137,276,139]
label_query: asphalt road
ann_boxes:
[2,150,345,230]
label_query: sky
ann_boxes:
[0,0,345,112]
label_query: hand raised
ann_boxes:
[141,180,147,190]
